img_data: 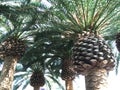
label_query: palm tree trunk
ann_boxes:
[85,68,108,90]
[34,86,40,90]
[0,56,18,90]
[65,80,73,90]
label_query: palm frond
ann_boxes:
[49,0,120,35]
[46,75,65,90]
[0,3,51,40]
[13,68,31,90]
[45,79,52,90]
[21,78,30,90]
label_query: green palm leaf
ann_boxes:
[49,0,120,35]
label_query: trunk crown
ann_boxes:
[30,70,45,87]
[72,32,115,75]
[61,59,76,80]
[1,36,26,58]
[30,62,45,88]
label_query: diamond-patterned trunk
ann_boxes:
[30,71,45,90]
[0,57,18,90]
[1,36,26,58]
[72,33,115,90]
[0,36,26,90]
[61,58,75,90]
[72,33,115,75]
[85,68,108,90]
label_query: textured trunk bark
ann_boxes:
[34,86,40,90]
[65,80,73,90]
[0,57,18,90]
[85,68,108,90]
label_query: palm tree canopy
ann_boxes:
[48,0,120,37]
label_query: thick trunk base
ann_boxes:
[34,86,40,90]
[0,57,17,90]
[85,68,108,90]
[65,80,73,90]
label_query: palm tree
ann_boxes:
[61,56,75,90]
[13,63,64,90]
[30,62,45,90]
[47,0,120,90]
[35,29,77,90]
[12,29,65,90]
[0,2,49,89]
[21,27,76,90]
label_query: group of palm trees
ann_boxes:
[0,0,120,90]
